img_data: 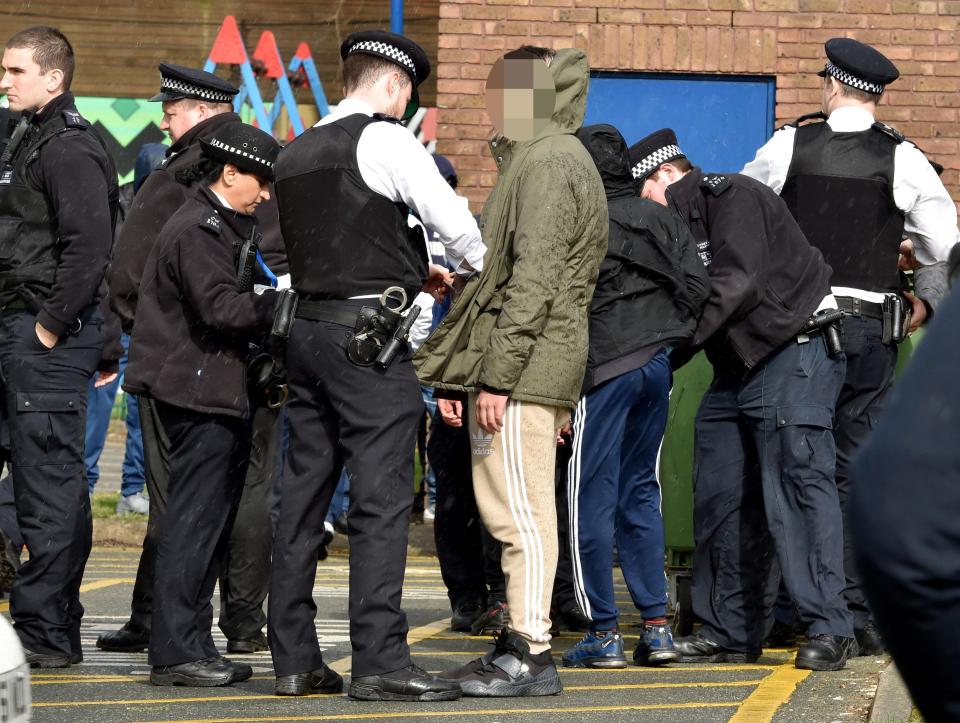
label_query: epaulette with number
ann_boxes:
[61,110,89,129]
[701,173,732,196]
[871,121,905,144]
[198,210,222,235]
[777,111,828,131]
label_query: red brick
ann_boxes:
[439,19,484,34]
[500,5,555,19]
[846,29,892,43]
[675,26,693,69]
[666,0,710,8]
[708,0,752,9]
[779,41,825,57]
[556,7,599,20]
[440,4,461,18]
[662,26,679,68]
[689,10,735,23]
[633,25,650,68]
[705,26,721,69]
[598,8,645,20]
[822,13,868,27]
[648,25,664,67]
[864,15,916,28]
[690,26,707,69]
[778,13,823,27]
[912,107,959,121]
[643,10,690,21]
[733,11,779,25]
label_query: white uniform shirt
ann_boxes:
[317,98,485,278]
[742,106,959,302]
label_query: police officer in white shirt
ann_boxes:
[742,37,959,657]
[267,30,485,702]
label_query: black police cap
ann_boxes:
[150,62,239,104]
[340,30,431,120]
[817,38,899,94]
[628,128,686,184]
[199,122,280,181]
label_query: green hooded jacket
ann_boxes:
[414,48,608,409]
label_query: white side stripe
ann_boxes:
[511,401,546,639]
[501,400,535,637]
[568,397,592,620]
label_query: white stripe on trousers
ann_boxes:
[500,399,547,640]
[568,396,592,620]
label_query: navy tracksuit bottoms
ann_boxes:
[567,351,671,629]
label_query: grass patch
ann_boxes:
[92,492,121,519]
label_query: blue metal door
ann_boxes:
[583,72,775,173]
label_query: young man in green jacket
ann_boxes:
[415,46,608,697]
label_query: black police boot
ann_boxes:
[437,630,562,698]
[218,656,253,682]
[854,623,886,656]
[550,605,592,634]
[451,602,483,632]
[227,632,269,654]
[96,621,150,653]
[275,663,344,696]
[795,635,858,671]
[150,657,234,687]
[673,634,760,663]
[23,648,72,669]
[763,619,801,648]
[348,662,461,701]
[470,601,508,635]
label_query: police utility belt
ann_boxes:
[797,293,910,357]
[296,287,421,369]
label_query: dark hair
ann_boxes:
[342,52,411,94]
[174,158,226,187]
[648,157,692,181]
[833,76,882,105]
[5,26,75,91]
[519,45,556,66]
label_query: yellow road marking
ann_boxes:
[0,577,132,613]
[728,654,810,722]
[328,616,450,675]
[558,664,777,673]
[129,702,738,723]
[565,680,758,691]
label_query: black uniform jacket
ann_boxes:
[577,125,711,393]
[667,167,833,370]
[17,93,118,337]
[108,112,288,333]
[123,186,276,419]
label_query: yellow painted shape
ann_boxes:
[328,616,450,675]
[728,655,811,723]
[0,577,132,612]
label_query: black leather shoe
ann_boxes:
[348,663,462,701]
[96,623,150,653]
[150,657,234,687]
[763,619,800,648]
[470,601,508,635]
[854,623,885,656]
[673,634,759,663]
[795,634,858,671]
[23,648,72,669]
[218,656,253,682]
[550,605,592,634]
[69,650,83,665]
[451,603,483,632]
[275,663,344,696]
[227,632,269,654]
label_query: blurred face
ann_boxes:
[641,172,670,206]
[159,99,207,143]
[485,54,555,142]
[215,164,270,215]
[0,46,64,112]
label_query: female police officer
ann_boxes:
[123,122,292,687]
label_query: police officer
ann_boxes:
[123,121,287,686]
[0,26,118,666]
[100,64,280,656]
[741,38,959,654]
[631,129,857,670]
[269,30,485,700]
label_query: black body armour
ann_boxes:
[274,113,428,301]
[0,113,85,305]
[780,119,905,293]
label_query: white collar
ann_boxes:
[827,106,876,132]
[316,97,375,127]
[210,188,234,211]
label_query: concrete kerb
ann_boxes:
[868,662,915,723]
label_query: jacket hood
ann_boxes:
[546,48,590,136]
[576,124,638,200]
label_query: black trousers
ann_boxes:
[850,287,960,722]
[127,399,276,640]
[269,317,422,678]
[552,437,577,614]
[833,315,897,629]
[148,401,251,666]
[0,308,103,656]
[692,340,852,653]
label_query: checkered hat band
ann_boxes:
[160,76,234,104]
[825,61,884,94]
[631,144,683,180]
[349,40,416,77]
[208,138,274,168]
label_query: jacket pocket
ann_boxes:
[13,390,84,467]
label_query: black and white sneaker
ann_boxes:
[438,630,562,698]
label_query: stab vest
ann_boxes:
[0,112,84,303]
[780,119,905,293]
[274,113,428,301]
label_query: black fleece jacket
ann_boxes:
[576,124,710,393]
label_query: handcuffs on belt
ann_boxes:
[346,286,421,369]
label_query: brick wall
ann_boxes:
[436,0,960,213]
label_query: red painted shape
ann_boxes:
[208,15,248,65]
[253,31,284,78]
[420,108,438,142]
[294,41,312,60]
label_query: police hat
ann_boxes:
[199,122,280,181]
[340,30,431,121]
[628,128,686,183]
[150,62,239,104]
[817,38,899,95]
